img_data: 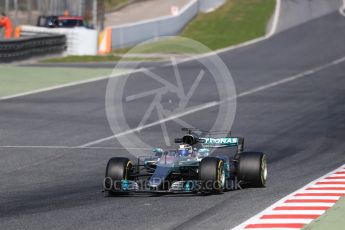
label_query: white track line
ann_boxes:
[0,69,138,101]
[80,55,345,147]
[340,0,345,17]
[298,190,345,194]
[79,101,218,147]
[252,219,314,224]
[231,165,345,230]
[325,173,345,177]
[322,178,345,181]
[312,184,345,187]
[279,203,335,207]
[269,210,326,215]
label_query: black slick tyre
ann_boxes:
[237,152,267,187]
[199,157,225,193]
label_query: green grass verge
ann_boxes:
[114,0,275,54]
[303,197,345,230]
[182,0,275,50]
[114,37,208,54]
[105,0,129,12]
[41,55,161,63]
[0,66,129,98]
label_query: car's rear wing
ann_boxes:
[200,137,244,153]
[179,128,244,153]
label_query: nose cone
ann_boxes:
[148,165,172,188]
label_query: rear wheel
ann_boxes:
[237,152,267,187]
[104,157,132,194]
[199,157,225,193]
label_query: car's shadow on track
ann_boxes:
[104,190,228,198]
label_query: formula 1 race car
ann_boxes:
[103,128,267,195]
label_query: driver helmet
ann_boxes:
[178,144,192,156]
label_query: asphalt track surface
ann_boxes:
[1,11,345,230]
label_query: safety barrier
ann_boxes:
[199,0,225,12]
[102,0,225,51]
[17,26,98,55]
[0,35,66,62]
[109,0,198,49]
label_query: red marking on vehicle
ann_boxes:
[335,172,345,174]
[273,206,329,210]
[261,214,320,219]
[244,223,305,229]
[285,199,337,203]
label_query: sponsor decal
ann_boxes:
[202,137,238,145]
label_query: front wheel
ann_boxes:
[199,157,225,193]
[104,157,132,194]
[237,152,267,187]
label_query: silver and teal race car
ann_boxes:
[103,128,267,195]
